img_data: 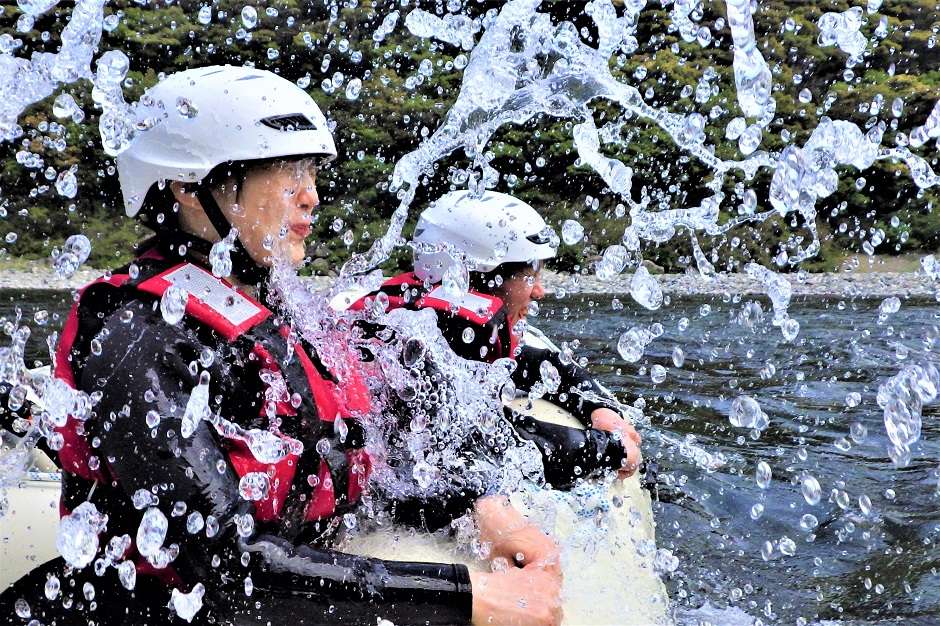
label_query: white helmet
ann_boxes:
[413,190,558,283]
[116,65,336,217]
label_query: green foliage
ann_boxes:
[0,0,938,273]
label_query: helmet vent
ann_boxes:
[527,232,553,245]
[260,113,318,131]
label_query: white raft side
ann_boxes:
[2,368,61,591]
[0,468,61,590]
[343,397,671,626]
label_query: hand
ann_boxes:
[590,408,642,479]
[470,567,563,626]
[474,496,561,574]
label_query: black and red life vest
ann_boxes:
[53,257,372,576]
[350,272,520,362]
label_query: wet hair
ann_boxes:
[136,162,244,236]
[469,260,542,295]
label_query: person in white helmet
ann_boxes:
[0,67,562,626]
[353,190,643,486]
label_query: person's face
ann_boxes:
[224,159,320,267]
[497,265,546,327]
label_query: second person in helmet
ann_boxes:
[356,190,643,485]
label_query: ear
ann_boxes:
[169,181,201,212]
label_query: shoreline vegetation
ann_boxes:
[0,259,935,299]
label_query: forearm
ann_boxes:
[506,409,625,488]
[239,534,473,626]
[390,487,485,532]
[513,346,617,422]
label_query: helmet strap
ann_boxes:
[194,184,269,287]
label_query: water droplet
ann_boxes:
[240,5,258,28]
[561,219,584,245]
[14,599,30,619]
[671,346,685,368]
[595,245,628,280]
[44,575,60,600]
[617,326,653,363]
[56,502,107,569]
[51,234,91,278]
[781,317,800,342]
[136,507,168,558]
[55,169,78,198]
[539,360,561,393]
[345,77,362,100]
[778,536,797,556]
[117,560,137,590]
[755,461,772,488]
[176,97,199,119]
[186,511,204,534]
[170,583,206,622]
[52,93,77,119]
[181,371,211,438]
[413,460,436,490]
[729,395,768,430]
[132,489,157,510]
[160,285,188,325]
[630,266,663,310]
[801,473,822,505]
[878,296,901,317]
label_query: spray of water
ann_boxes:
[1,0,940,622]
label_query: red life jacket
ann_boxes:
[53,260,372,568]
[350,272,519,361]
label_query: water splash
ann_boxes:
[337,0,938,310]
[877,361,940,467]
[0,0,107,142]
[269,263,544,505]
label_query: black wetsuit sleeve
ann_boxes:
[513,345,617,423]
[388,489,486,532]
[81,300,472,625]
[505,408,625,489]
[431,312,626,490]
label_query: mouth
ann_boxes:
[289,223,312,238]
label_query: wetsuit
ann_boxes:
[0,255,471,625]
[352,273,627,489]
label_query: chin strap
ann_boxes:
[194,184,270,287]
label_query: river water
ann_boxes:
[3,287,939,624]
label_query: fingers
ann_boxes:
[508,527,561,574]
[616,438,642,479]
[626,426,642,446]
[469,567,563,626]
[526,569,563,626]
[590,409,644,480]
[526,543,562,574]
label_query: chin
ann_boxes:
[288,247,306,267]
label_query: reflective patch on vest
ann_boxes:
[426,285,493,314]
[138,263,271,340]
[162,264,261,325]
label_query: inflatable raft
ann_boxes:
[1,329,671,624]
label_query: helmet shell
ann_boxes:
[116,65,336,216]
[413,190,557,283]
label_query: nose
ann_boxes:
[295,175,319,212]
[531,275,546,300]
